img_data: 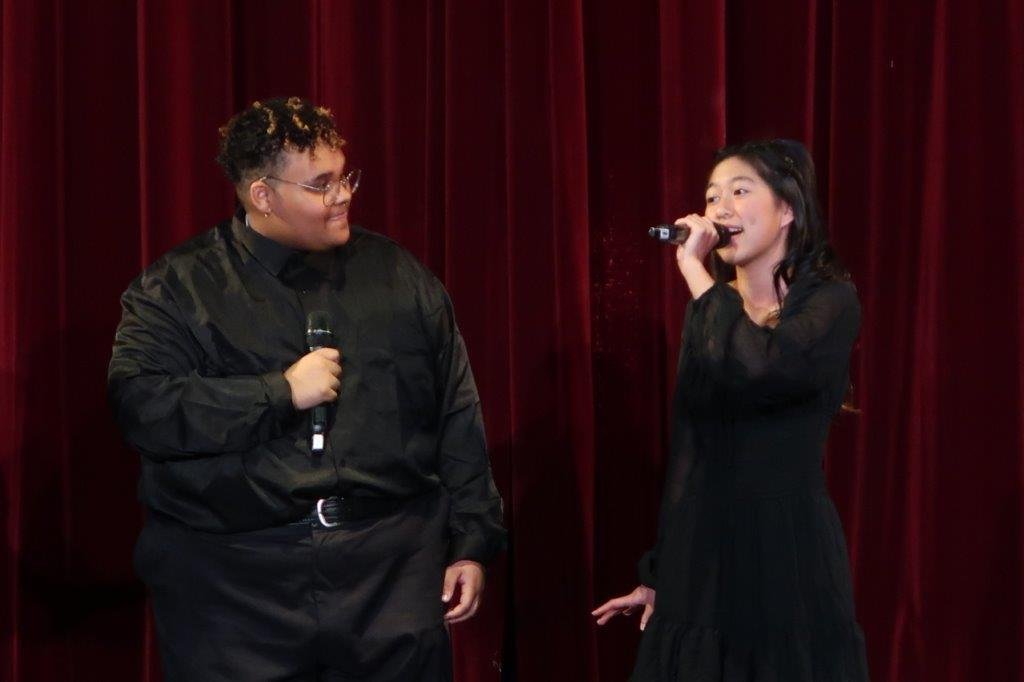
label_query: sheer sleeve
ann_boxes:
[689,279,860,409]
[638,303,701,587]
[637,422,699,586]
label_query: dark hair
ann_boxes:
[216,96,345,185]
[709,138,849,303]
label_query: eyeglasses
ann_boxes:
[258,168,362,206]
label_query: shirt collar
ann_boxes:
[232,209,296,277]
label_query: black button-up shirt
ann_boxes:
[108,211,505,564]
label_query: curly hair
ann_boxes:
[216,97,345,185]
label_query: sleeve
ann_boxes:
[638,425,698,586]
[419,274,507,565]
[107,272,295,461]
[688,279,860,408]
[638,302,700,587]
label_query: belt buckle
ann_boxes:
[316,498,341,528]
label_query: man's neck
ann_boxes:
[246,211,295,250]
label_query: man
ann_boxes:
[109,97,505,681]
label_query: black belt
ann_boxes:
[291,495,408,529]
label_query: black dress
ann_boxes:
[632,277,870,681]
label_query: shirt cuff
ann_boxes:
[261,371,295,422]
[448,530,506,566]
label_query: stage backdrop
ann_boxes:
[2,1,1023,680]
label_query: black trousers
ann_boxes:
[134,490,452,681]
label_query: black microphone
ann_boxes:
[648,223,741,249]
[305,311,334,456]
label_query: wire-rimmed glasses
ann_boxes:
[258,168,362,206]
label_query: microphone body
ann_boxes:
[305,311,334,456]
[648,223,739,249]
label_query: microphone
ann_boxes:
[648,223,741,249]
[305,311,334,456]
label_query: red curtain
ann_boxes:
[2,1,1022,680]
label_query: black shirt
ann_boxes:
[108,211,505,564]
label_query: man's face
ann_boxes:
[261,144,352,251]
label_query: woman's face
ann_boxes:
[704,156,793,269]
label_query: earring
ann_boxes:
[264,212,270,218]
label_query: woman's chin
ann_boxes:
[717,248,741,265]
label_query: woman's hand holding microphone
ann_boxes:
[673,214,718,300]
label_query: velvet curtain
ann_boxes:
[2,1,1022,680]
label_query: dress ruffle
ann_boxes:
[631,615,869,682]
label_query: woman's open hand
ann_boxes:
[591,585,656,631]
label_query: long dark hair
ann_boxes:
[708,139,849,304]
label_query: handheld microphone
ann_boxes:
[648,223,741,249]
[305,311,334,456]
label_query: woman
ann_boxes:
[593,139,869,680]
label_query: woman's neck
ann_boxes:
[734,255,790,327]
[734,259,781,309]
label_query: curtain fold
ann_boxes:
[2,1,1022,680]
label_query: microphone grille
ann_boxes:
[306,310,332,335]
